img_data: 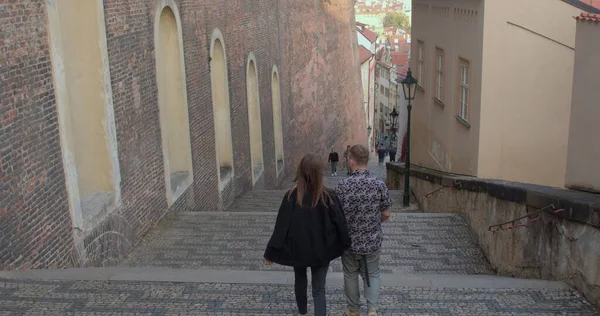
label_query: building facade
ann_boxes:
[357,24,379,150]
[410,0,599,187]
[375,60,392,145]
[359,45,376,150]
[0,0,365,270]
[565,13,600,193]
[374,48,409,153]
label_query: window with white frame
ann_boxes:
[417,40,424,88]
[435,48,444,101]
[458,58,470,120]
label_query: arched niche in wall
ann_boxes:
[154,1,194,206]
[210,29,234,190]
[246,53,264,183]
[272,66,284,175]
[47,0,121,232]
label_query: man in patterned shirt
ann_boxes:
[335,144,392,316]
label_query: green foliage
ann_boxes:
[382,11,410,31]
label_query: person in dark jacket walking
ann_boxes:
[388,146,397,162]
[264,153,351,316]
[344,145,351,175]
[376,144,386,166]
[328,148,340,176]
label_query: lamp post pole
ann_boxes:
[389,107,399,164]
[398,68,417,207]
[403,100,412,206]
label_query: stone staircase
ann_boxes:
[0,167,597,314]
[121,211,492,275]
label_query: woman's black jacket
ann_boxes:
[264,188,351,267]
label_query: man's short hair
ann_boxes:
[349,144,369,165]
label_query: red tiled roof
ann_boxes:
[574,12,600,22]
[391,52,408,67]
[359,28,378,43]
[396,61,411,83]
[356,22,367,28]
[564,0,600,13]
[358,45,373,64]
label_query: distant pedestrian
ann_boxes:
[328,148,340,176]
[335,144,392,316]
[388,147,397,162]
[376,144,386,166]
[344,145,351,175]
[264,153,351,316]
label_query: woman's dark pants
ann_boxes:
[293,264,329,316]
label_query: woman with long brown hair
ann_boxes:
[264,153,351,316]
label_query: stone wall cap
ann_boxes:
[388,162,600,227]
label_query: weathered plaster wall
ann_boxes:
[388,163,600,306]
[1,0,365,269]
[565,19,600,194]
[155,3,194,207]
[53,0,116,199]
[271,68,284,176]
[281,0,366,165]
[246,54,264,183]
[410,0,484,176]
[479,0,580,187]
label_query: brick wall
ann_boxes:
[0,0,365,269]
[0,0,74,269]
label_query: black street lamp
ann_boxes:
[389,107,399,151]
[398,69,418,207]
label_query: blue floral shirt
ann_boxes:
[335,169,392,254]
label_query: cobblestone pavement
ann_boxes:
[2,160,598,314]
[122,212,492,274]
[0,279,597,315]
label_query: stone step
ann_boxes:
[225,189,419,213]
[0,272,596,315]
[121,212,492,275]
[224,190,288,212]
[0,267,571,289]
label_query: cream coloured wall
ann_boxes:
[565,20,600,193]
[479,0,580,187]
[375,65,390,138]
[271,68,284,175]
[357,27,377,149]
[48,0,120,230]
[210,31,235,190]
[246,55,264,183]
[411,0,484,176]
[155,3,193,206]
[62,0,112,198]
[361,59,371,128]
